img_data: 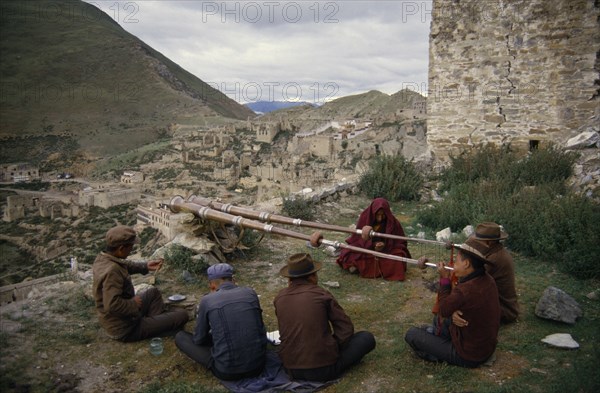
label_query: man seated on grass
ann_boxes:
[92,225,189,342]
[405,237,500,368]
[432,222,519,329]
[175,263,267,380]
[274,244,376,382]
[470,222,519,323]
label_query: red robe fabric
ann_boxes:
[336,198,411,281]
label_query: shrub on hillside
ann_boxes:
[418,180,508,230]
[358,155,423,201]
[417,144,599,279]
[281,195,314,221]
[163,244,205,275]
[518,145,577,186]
[438,144,578,193]
[438,144,518,192]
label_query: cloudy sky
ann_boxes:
[88,1,432,103]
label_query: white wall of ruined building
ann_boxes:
[136,205,187,241]
[427,0,600,161]
[121,171,145,184]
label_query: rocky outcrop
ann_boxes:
[535,286,583,324]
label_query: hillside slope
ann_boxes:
[0,0,253,161]
[261,89,425,124]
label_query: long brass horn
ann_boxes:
[187,195,447,246]
[169,196,452,271]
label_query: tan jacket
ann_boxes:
[92,252,148,339]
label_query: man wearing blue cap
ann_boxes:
[175,263,267,380]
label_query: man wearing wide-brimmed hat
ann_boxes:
[471,222,519,323]
[274,251,376,382]
[92,225,189,342]
[422,222,519,325]
[405,237,501,368]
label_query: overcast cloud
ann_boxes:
[87,0,432,103]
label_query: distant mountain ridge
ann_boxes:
[245,101,315,114]
[260,89,425,123]
[0,0,253,162]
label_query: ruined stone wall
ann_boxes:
[251,164,284,181]
[3,195,33,221]
[254,122,281,143]
[290,135,334,158]
[0,163,40,182]
[427,0,600,160]
[308,136,334,157]
[94,190,139,209]
[78,189,140,208]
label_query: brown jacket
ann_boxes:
[439,271,500,362]
[274,279,354,369]
[485,244,520,323]
[92,252,148,339]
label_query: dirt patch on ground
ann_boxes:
[475,350,530,385]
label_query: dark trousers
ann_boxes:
[404,319,482,368]
[122,287,189,342]
[288,331,376,382]
[175,331,264,381]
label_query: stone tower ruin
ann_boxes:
[427,0,600,160]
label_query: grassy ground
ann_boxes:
[1,196,598,392]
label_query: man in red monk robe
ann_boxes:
[335,198,411,281]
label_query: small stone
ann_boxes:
[585,290,598,300]
[462,225,474,237]
[436,227,452,241]
[529,367,548,374]
[325,245,341,257]
[323,281,340,288]
[181,270,196,283]
[541,333,579,349]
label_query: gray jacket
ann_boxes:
[194,281,267,375]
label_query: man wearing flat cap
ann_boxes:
[274,251,376,382]
[405,237,501,368]
[175,263,267,380]
[92,225,189,342]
